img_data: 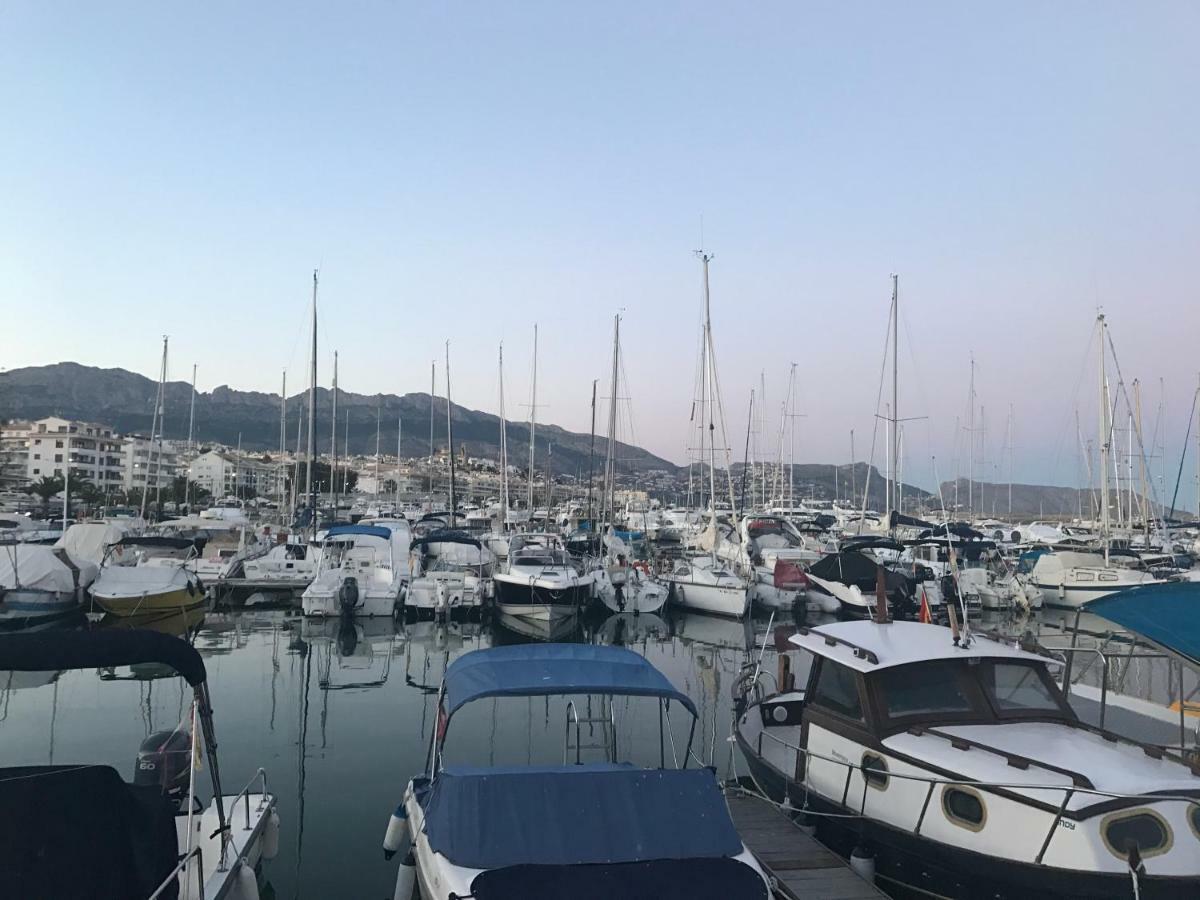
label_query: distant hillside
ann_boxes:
[731,462,936,511]
[940,480,1099,520]
[0,362,676,476]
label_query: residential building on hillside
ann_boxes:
[188,450,281,498]
[121,435,184,491]
[0,421,32,490]
[26,417,125,492]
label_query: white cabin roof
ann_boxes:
[788,620,1056,673]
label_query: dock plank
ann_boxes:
[727,793,887,898]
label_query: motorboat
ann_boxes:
[405,530,492,619]
[90,537,206,617]
[663,555,750,618]
[734,619,1200,898]
[241,537,320,587]
[726,515,821,612]
[302,524,407,618]
[1020,549,1161,608]
[382,643,773,900]
[0,628,279,899]
[0,544,97,630]
[492,533,591,630]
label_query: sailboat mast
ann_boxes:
[186,363,197,508]
[605,314,620,524]
[740,389,754,516]
[331,351,339,517]
[446,341,457,518]
[306,270,318,533]
[140,335,168,520]
[343,409,349,498]
[498,344,509,529]
[429,361,436,497]
[890,274,899,522]
[586,380,597,528]
[850,429,857,510]
[968,353,975,516]
[279,370,287,511]
[396,414,402,509]
[701,253,718,527]
[374,403,381,503]
[528,324,538,510]
[1007,404,1014,518]
[1098,314,1111,564]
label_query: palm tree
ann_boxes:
[26,475,64,510]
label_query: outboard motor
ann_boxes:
[134,729,193,800]
[338,576,359,617]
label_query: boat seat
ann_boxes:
[0,764,180,899]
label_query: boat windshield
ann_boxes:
[870,657,1071,729]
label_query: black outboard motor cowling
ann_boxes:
[338,576,359,616]
[133,729,192,799]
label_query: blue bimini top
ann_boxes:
[1085,581,1200,667]
[420,764,744,870]
[324,524,392,541]
[442,643,697,718]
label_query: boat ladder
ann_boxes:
[564,696,617,764]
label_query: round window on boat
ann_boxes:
[942,786,986,832]
[862,752,889,790]
[1191,803,1200,841]
[1102,810,1172,861]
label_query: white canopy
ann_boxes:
[0,545,98,594]
[55,522,131,567]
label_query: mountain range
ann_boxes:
[0,362,675,476]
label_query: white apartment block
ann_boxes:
[121,435,184,491]
[188,450,281,498]
[25,417,125,491]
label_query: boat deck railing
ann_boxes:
[220,767,270,871]
[149,844,205,900]
[753,727,1200,868]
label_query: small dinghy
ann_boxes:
[0,628,279,899]
[383,643,772,900]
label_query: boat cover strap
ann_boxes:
[422,765,743,869]
[469,857,768,899]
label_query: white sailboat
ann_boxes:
[663,252,750,618]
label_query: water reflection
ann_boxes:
[6,601,1190,898]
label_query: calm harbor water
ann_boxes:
[2,601,1194,898]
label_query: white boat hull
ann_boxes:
[668,580,749,618]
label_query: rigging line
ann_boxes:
[1105,329,1164,517]
[859,291,894,531]
[1047,325,1099,485]
[1167,386,1199,520]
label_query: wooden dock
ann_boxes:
[727,793,887,900]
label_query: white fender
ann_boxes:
[382,804,410,859]
[230,862,261,900]
[261,808,280,860]
[392,850,416,900]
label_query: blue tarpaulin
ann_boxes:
[1084,581,1200,667]
[324,524,392,540]
[442,644,697,717]
[420,764,744,870]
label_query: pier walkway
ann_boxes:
[727,793,887,900]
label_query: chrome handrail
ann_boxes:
[219,768,270,871]
[149,844,204,900]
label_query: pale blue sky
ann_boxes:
[1,3,1197,501]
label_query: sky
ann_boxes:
[1,3,1198,503]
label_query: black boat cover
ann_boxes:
[114,535,199,550]
[0,764,179,899]
[421,764,744,870]
[410,529,482,551]
[0,628,207,686]
[470,857,768,900]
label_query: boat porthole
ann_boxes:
[1102,809,1173,861]
[1190,804,1200,842]
[941,786,986,832]
[861,752,888,791]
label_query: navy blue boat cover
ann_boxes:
[442,643,697,717]
[421,764,744,870]
[1085,581,1200,667]
[325,524,392,540]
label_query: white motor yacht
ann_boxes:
[492,533,591,629]
[302,524,407,617]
